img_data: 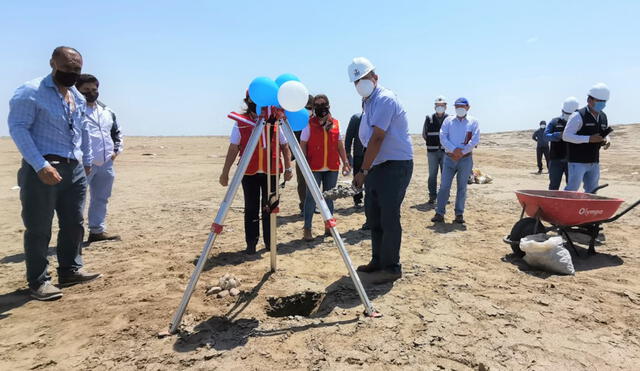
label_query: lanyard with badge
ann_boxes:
[58,90,76,141]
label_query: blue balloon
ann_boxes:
[248,77,279,107]
[275,73,300,87]
[285,109,310,131]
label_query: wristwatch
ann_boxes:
[360,168,369,176]
[285,168,293,173]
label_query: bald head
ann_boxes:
[50,46,82,88]
[50,46,82,74]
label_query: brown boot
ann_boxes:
[303,228,314,241]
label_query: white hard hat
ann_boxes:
[588,82,610,101]
[348,57,375,82]
[434,95,447,104]
[562,97,579,113]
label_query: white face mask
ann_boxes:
[540,125,546,130]
[435,106,446,114]
[356,79,375,97]
[455,107,467,117]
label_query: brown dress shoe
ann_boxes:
[58,269,103,287]
[303,228,314,241]
[356,262,380,273]
[88,232,121,243]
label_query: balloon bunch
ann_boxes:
[248,74,310,131]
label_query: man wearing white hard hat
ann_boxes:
[349,57,413,283]
[422,96,448,204]
[563,83,612,193]
[544,97,579,190]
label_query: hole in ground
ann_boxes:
[266,291,326,317]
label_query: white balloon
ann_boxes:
[277,81,309,112]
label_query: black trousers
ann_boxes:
[241,174,275,249]
[536,146,550,171]
[352,155,364,204]
[364,160,413,272]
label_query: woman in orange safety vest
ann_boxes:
[300,94,350,241]
[219,93,293,253]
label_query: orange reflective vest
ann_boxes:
[305,117,341,171]
[228,112,283,175]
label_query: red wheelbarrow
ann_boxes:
[504,184,640,257]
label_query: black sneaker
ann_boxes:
[361,222,370,230]
[454,215,465,224]
[58,269,102,287]
[427,196,436,205]
[431,214,444,223]
[371,269,402,284]
[30,281,63,301]
[88,232,121,243]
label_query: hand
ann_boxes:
[219,173,229,187]
[84,166,92,176]
[603,141,611,150]
[284,169,293,181]
[37,165,62,185]
[111,153,118,161]
[342,164,351,176]
[452,148,464,161]
[589,134,605,143]
[353,171,366,189]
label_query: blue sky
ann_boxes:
[1,0,639,137]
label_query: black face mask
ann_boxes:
[53,70,80,87]
[83,92,99,103]
[314,104,329,118]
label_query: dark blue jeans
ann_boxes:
[548,159,568,190]
[304,171,339,229]
[18,160,86,288]
[364,160,413,272]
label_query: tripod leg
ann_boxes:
[270,121,279,272]
[281,120,378,317]
[168,119,266,334]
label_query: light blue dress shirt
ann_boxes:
[358,85,413,166]
[439,115,480,155]
[8,74,92,172]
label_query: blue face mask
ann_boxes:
[593,101,606,112]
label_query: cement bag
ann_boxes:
[520,233,575,275]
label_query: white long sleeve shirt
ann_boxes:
[439,115,480,155]
[562,109,611,144]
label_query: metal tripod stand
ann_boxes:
[168,112,377,334]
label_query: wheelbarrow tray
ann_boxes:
[515,190,624,227]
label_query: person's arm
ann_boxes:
[422,115,430,142]
[532,130,539,142]
[563,113,601,144]
[80,114,93,173]
[439,118,455,153]
[544,120,562,142]
[345,116,355,158]
[219,144,240,186]
[109,110,124,155]
[338,139,350,174]
[361,127,385,168]
[8,86,50,172]
[462,120,480,154]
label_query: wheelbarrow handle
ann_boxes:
[590,183,609,194]
[592,199,640,225]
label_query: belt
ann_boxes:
[44,154,78,164]
[446,152,472,159]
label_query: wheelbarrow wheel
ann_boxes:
[508,217,546,257]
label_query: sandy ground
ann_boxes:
[1,124,639,371]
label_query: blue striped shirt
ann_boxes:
[8,74,92,172]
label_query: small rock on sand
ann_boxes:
[217,290,229,298]
[230,288,240,296]
[206,286,222,295]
